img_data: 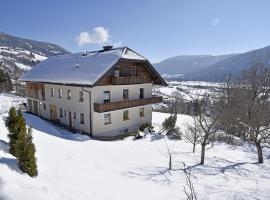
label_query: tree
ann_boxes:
[219,64,270,163]
[185,118,202,153]
[5,107,19,156]
[18,126,38,177]
[194,98,219,165]
[183,163,198,200]
[5,108,38,177]
[158,114,177,170]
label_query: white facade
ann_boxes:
[27,83,153,137]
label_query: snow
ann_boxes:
[0,94,270,200]
[15,62,31,71]
[20,47,146,85]
[32,53,47,62]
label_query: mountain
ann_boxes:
[0,32,69,78]
[154,54,235,79]
[188,45,270,81]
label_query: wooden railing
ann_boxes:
[94,95,163,113]
[112,76,152,85]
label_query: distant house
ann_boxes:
[20,46,167,137]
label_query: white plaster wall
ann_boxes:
[28,83,154,137]
[91,83,153,136]
[41,84,92,133]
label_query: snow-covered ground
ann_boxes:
[0,94,270,200]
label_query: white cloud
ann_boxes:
[211,18,221,26]
[75,27,110,46]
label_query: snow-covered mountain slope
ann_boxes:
[189,45,270,81]
[154,54,234,79]
[0,94,270,200]
[0,32,69,78]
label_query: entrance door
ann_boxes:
[33,100,39,115]
[50,104,57,121]
[69,111,72,127]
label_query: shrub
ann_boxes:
[139,122,154,133]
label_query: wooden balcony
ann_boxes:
[112,76,152,85]
[94,95,163,113]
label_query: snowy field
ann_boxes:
[154,81,223,101]
[0,94,270,200]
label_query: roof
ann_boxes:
[20,47,167,86]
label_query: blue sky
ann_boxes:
[1,0,270,62]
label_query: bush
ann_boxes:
[166,127,182,140]
[139,122,154,133]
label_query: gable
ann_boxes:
[94,59,167,86]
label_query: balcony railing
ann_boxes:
[112,76,152,85]
[94,95,163,113]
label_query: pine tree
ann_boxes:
[5,107,18,156]
[18,126,38,177]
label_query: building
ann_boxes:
[20,46,167,137]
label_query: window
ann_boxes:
[123,89,129,100]
[51,88,54,97]
[64,109,66,117]
[43,103,46,110]
[80,113,84,124]
[58,88,62,98]
[124,128,129,134]
[114,66,120,77]
[104,113,111,125]
[73,112,76,119]
[59,108,63,118]
[79,91,84,102]
[67,89,71,99]
[103,91,110,103]
[139,107,144,117]
[139,88,144,99]
[123,110,129,121]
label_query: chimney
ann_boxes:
[102,45,113,51]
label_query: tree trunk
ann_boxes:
[192,141,196,153]
[200,144,206,165]
[169,154,172,170]
[255,143,263,164]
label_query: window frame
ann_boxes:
[103,91,110,103]
[51,88,54,97]
[80,113,84,124]
[67,89,71,99]
[58,88,62,98]
[59,108,63,118]
[104,113,111,125]
[123,89,129,100]
[79,91,84,102]
[139,107,144,117]
[123,109,129,121]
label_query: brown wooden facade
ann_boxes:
[95,59,165,86]
[94,95,163,113]
[26,82,45,100]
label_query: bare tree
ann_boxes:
[216,63,270,163]
[185,118,202,153]
[158,114,177,170]
[183,163,198,200]
[194,98,219,165]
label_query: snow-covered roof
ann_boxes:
[20,47,146,85]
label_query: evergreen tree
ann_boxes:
[18,126,38,177]
[5,107,18,156]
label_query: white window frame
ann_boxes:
[80,113,84,124]
[104,113,111,125]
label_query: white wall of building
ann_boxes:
[27,83,153,137]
